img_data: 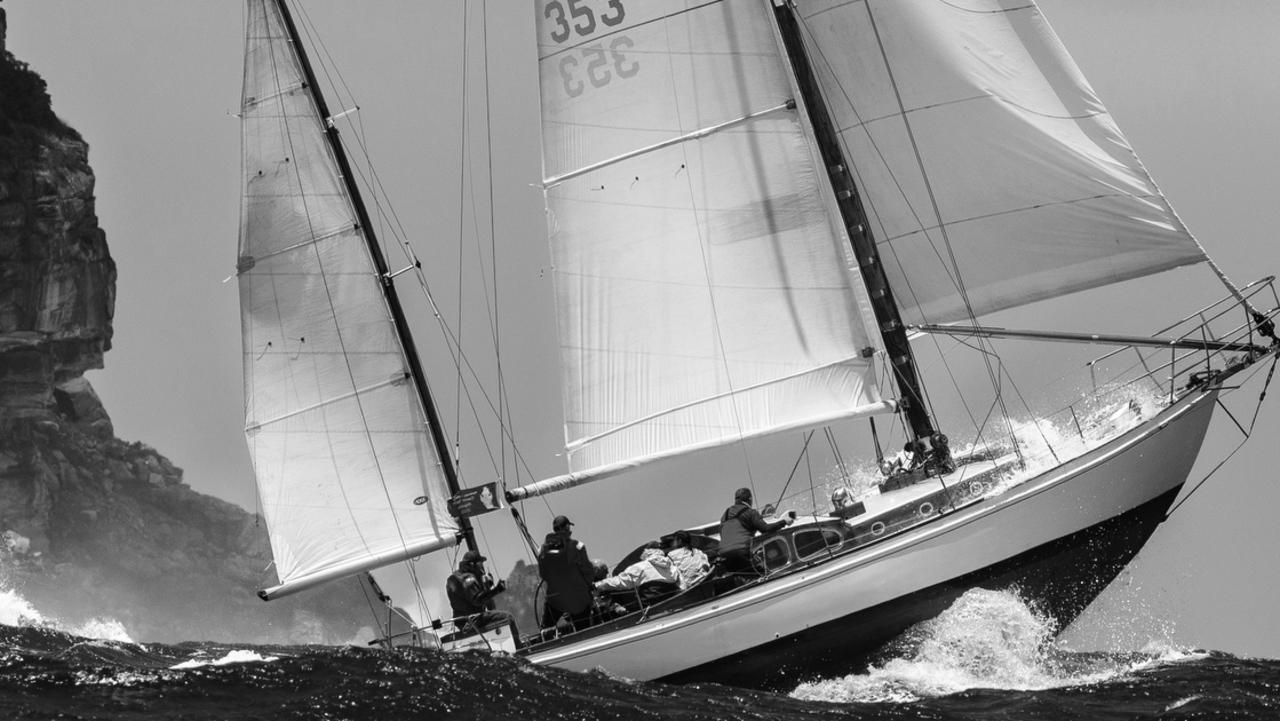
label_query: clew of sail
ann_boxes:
[794,0,1207,325]
[513,0,897,499]
[238,0,458,600]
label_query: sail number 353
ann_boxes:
[544,0,625,42]
[544,0,637,98]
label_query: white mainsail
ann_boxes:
[238,0,458,599]
[522,0,894,495]
[794,0,1207,325]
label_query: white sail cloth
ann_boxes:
[532,0,892,485]
[239,0,457,599]
[794,0,1206,324]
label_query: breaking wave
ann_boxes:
[791,587,1199,703]
[0,585,133,643]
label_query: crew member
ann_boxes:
[666,530,710,589]
[445,549,511,632]
[717,488,794,574]
[536,515,595,630]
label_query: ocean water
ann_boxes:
[3,587,1279,720]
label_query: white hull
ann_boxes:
[523,386,1219,686]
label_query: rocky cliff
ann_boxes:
[0,8,372,644]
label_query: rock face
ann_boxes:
[0,9,370,644]
[0,11,115,421]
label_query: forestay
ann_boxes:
[238,0,457,599]
[526,0,893,495]
[794,0,1206,325]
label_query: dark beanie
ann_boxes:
[734,487,752,503]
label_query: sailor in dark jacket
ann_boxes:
[718,488,793,573]
[536,515,596,629]
[445,550,510,632]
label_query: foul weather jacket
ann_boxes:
[537,532,595,616]
[718,503,786,556]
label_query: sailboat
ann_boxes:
[236,0,1278,689]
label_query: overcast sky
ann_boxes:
[7,1,1280,658]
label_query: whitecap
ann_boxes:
[170,649,280,669]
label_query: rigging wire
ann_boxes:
[1166,354,1277,518]
[277,2,480,622]
[663,18,758,500]
[793,10,1027,456]
[262,3,396,564]
[292,2,522,496]
[772,431,816,510]
[453,0,471,498]
[480,0,513,508]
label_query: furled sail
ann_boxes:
[794,0,1206,325]
[238,0,458,599]
[524,0,893,495]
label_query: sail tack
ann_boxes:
[238,0,458,599]
[532,0,892,485]
[794,0,1206,325]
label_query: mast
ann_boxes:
[273,0,477,553]
[771,1,951,469]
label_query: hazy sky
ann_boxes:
[7,1,1280,657]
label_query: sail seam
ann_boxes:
[875,192,1174,245]
[542,102,793,188]
[931,0,1036,16]
[836,92,1106,135]
[565,355,868,451]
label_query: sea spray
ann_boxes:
[792,384,1166,517]
[790,588,1179,703]
[0,585,134,643]
[0,587,45,628]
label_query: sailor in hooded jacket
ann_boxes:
[536,515,595,627]
[717,487,792,573]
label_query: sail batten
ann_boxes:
[238,0,459,596]
[795,0,1206,325]
[544,102,794,188]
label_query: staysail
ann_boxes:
[516,0,895,498]
[794,0,1207,325]
[238,0,458,599]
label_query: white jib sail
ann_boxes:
[238,0,458,599]
[794,0,1207,325]
[527,0,893,493]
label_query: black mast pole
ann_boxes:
[772,2,951,474]
[273,0,478,552]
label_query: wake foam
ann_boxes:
[791,588,1196,703]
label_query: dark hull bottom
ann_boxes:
[661,485,1183,691]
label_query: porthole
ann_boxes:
[919,502,935,516]
[870,521,886,536]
